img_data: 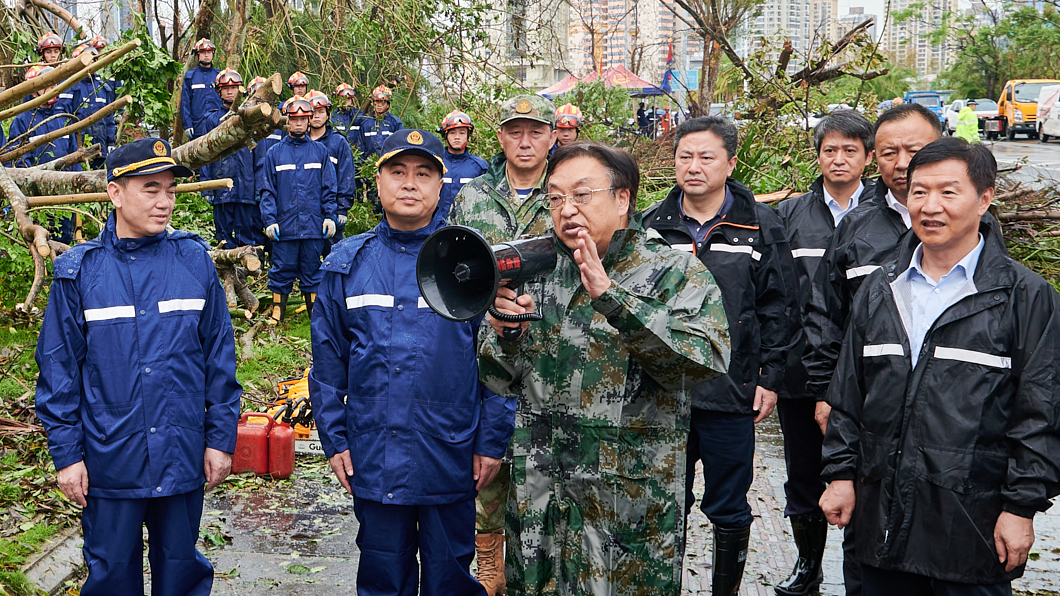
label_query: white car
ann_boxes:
[943,99,999,135]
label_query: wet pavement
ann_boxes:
[132,415,1060,594]
[990,137,1060,186]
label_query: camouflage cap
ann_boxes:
[499,95,556,127]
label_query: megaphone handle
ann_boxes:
[487,305,542,341]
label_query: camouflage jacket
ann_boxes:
[447,153,553,244]
[478,215,730,596]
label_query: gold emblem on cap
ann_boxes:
[407,131,423,145]
[515,99,532,114]
[153,141,166,156]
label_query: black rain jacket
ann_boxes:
[645,179,796,413]
[821,222,1060,584]
[776,176,876,399]
[802,181,1006,399]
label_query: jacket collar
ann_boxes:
[446,150,470,162]
[483,153,546,199]
[100,213,167,254]
[376,208,447,249]
[650,177,758,233]
[284,133,309,146]
[890,219,1015,290]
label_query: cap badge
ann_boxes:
[407,131,423,145]
[515,99,532,114]
[153,141,167,156]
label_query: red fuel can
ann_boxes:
[233,412,275,475]
[268,421,296,479]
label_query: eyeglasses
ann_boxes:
[544,187,614,210]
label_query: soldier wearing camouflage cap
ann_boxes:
[446,93,557,595]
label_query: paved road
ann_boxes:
[988,137,1060,185]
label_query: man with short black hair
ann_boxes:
[645,116,796,595]
[819,136,1060,595]
[773,109,876,595]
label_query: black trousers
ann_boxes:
[862,565,1010,596]
[685,408,755,529]
[776,398,825,517]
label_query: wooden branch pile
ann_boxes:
[0,53,287,315]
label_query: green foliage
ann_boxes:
[169,191,216,240]
[0,224,40,311]
[109,15,184,133]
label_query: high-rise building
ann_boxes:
[838,7,878,43]
[810,0,839,44]
[881,0,954,75]
[567,0,677,82]
[751,0,811,72]
[483,0,571,88]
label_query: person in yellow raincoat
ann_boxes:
[956,99,981,144]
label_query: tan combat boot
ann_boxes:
[475,533,506,595]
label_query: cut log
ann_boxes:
[209,245,262,273]
[997,210,1060,222]
[26,179,233,206]
[30,143,100,170]
[0,167,51,256]
[0,96,133,165]
[0,52,93,111]
[233,266,259,311]
[241,74,283,111]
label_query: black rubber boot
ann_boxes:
[304,292,315,318]
[775,511,827,595]
[712,525,750,596]
[267,292,288,325]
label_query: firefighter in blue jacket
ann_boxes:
[180,38,222,139]
[332,83,365,139]
[309,128,513,596]
[259,97,338,324]
[201,69,265,249]
[437,110,487,219]
[359,85,403,158]
[70,45,117,164]
[34,137,242,596]
[287,71,309,101]
[306,90,356,245]
[35,32,79,114]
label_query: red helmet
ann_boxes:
[371,85,392,101]
[25,65,56,81]
[287,71,309,89]
[247,76,267,94]
[335,83,356,98]
[72,44,98,58]
[441,110,474,132]
[283,97,313,118]
[193,38,216,53]
[305,90,332,110]
[88,35,108,50]
[555,103,583,128]
[36,32,63,54]
[214,68,243,90]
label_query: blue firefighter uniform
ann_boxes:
[201,108,266,248]
[259,134,338,294]
[440,150,487,220]
[34,212,242,596]
[358,112,403,158]
[8,105,81,243]
[333,107,365,139]
[180,65,222,138]
[72,74,117,159]
[314,125,356,244]
[309,211,514,595]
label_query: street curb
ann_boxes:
[21,526,82,595]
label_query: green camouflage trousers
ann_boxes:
[475,462,510,533]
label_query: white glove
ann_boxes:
[337,214,348,227]
[184,127,194,139]
[266,224,280,241]
[323,219,336,239]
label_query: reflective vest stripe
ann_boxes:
[304,163,322,169]
[158,299,206,313]
[863,344,904,357]
[418,297,430,309]
[846,265,880,279]
[670,244,694,253]
[710,243,761,261]
[84,306,135,321]
[934,346,1011,369]
[346,295,394,309]
[275,164,296,172]
[792,248,826,259]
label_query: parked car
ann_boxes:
[1036,84,1060,142]
[997,79,1060,140]
[942,98,999,135]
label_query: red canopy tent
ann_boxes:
[538,74,581,99]
[594,64,664,97]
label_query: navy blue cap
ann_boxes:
[106,138,194,182]
[375,129,447,174]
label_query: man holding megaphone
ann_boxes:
[308,129,514,596]
[478,142,732,595]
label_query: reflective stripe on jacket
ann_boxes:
[180,66,223,136]
[201,107,256,205]
[440,150,488,220]
[259,135,338,239]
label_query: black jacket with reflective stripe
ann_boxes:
[776,176,876,399]
[644,179,796,413]
[802,181,1006,399]
[820,222,1060,584]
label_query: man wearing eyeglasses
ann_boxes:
[481,142,730,595]
[644,116,797,595]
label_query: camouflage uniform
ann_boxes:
[448,94,557,534]
[478,216,731,595]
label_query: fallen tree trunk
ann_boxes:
[0,167,51,257]
[0,52,93,111]
[31,143,100,170]
[210,244,262,272]
[0,95,133,165]
[998,210,1060,222]
[27,179,233,206]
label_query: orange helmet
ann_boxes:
[214,68,243,90]
[305,90,332,110]
[371,85,392,101]
[283,97,313,118]
[25,65,55,81]
[36,32,63,54]
[247,76,267,94]
[555,103,583,128]
[441,110,474,132]
[193,38,216,53]
[88,35,108,50]
[72,44,98,58]
[287,71,309,89]
[335,83,356,98]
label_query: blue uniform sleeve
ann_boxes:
[196,250,242,453]
[180,74,193,134]
[334,138,355,212]
[321,149,339,223]
[392,115,403,130]
[474,383,516,459]
[259,150,278,227]
[309,272,353,458]
[34,277,88,470]
[6,115,26,167]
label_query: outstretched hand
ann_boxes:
[573,230,611,299]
